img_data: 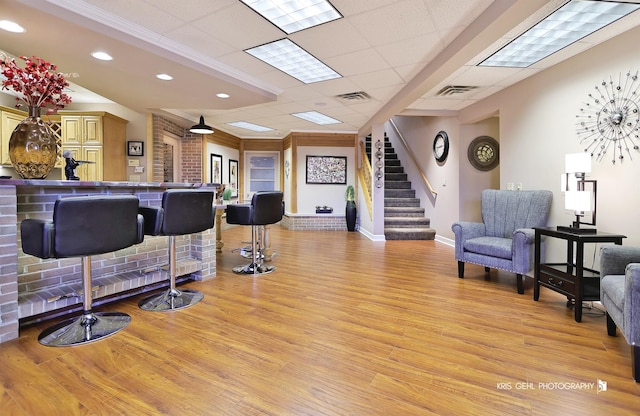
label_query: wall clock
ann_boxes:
[433,131,449,163]
[576,70,640,164]
[468,136,499,171]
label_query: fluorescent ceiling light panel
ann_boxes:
[479,0,640,68]
[292,111,341,125]
[240,0,342,34]
[246,38,341,83]
[227,121,274,132]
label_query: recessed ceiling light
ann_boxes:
[0,20,25,33]
[216,93,230,98]
[156,73,173,81]
[292,111,341,125]
[479,0,640,68]
[227,121,274,132]
[245,38,341,84]
[240,0,342,34]
[91,51,113,61]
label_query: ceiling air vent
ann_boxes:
[335,91,371,103]
[436,85,478,96]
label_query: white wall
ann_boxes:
[284,147,292,214]
[459,24,640,257]
[206,142,239,186]
[296,146,355,214]
[459,117,500,222]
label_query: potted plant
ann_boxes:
[345,185,357,231]
[222,187,232,201]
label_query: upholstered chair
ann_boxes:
[451,189,553,294]
[600,245,640,382]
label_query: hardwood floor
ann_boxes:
[1,225,639,415]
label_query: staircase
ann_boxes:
[367,136,436,240]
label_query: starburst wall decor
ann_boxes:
[576,70,640,164]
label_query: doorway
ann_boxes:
[163,135,181,182]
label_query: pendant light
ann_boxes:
[189,115,214,134]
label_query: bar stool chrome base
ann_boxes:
[38,311,131,347]
[138,288,204,311]
[232,262,276,275]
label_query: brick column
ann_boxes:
[0,186,19,342]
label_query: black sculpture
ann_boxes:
[63,151,80,180]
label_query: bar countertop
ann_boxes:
[0,178,220,189]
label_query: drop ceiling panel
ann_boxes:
[374,33,443,69]
[349,69,405,90]
[348,0,435,46]
[289,19,371,59]
[143,0,235,22]
[325,49,390,77]
[191,3,283,50]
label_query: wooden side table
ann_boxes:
[533,227,626,322]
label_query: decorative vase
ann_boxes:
[345,200,357,231]
[8,106,58,179]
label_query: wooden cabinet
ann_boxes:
[61,115,102,146]
[60,112,127,181]
[1,107,27,165]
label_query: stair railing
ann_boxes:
[358,140,374,219]
[389,118,438,197]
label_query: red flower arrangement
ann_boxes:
[0,54,72,113]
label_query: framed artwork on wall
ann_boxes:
[305,155,347,184]
[127,141,144,156]
[210,153,222,184]
[228,159,238,197]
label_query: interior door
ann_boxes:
[244,151,280,200]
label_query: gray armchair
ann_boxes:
[451,189,552,294]
[600,245,640,382]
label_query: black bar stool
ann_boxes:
[138,189,215,311]
[20,195,144,346]
[226,191,283,275]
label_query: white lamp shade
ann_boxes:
[565,152,591,174]
[565,190,591,212]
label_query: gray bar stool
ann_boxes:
[20,195,144,347]
[138,189,215,311]
[226,191,284,275]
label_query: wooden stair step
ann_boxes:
[384,228,436,240]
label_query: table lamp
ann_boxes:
[558,153,597,233]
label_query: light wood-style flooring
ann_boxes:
[1,225,639,415]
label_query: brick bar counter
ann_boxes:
[0,179,218,344]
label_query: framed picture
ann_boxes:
[306,155,347,184]
[228,159,238,197]
[210,154,222,184]
[127,141,144,156]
